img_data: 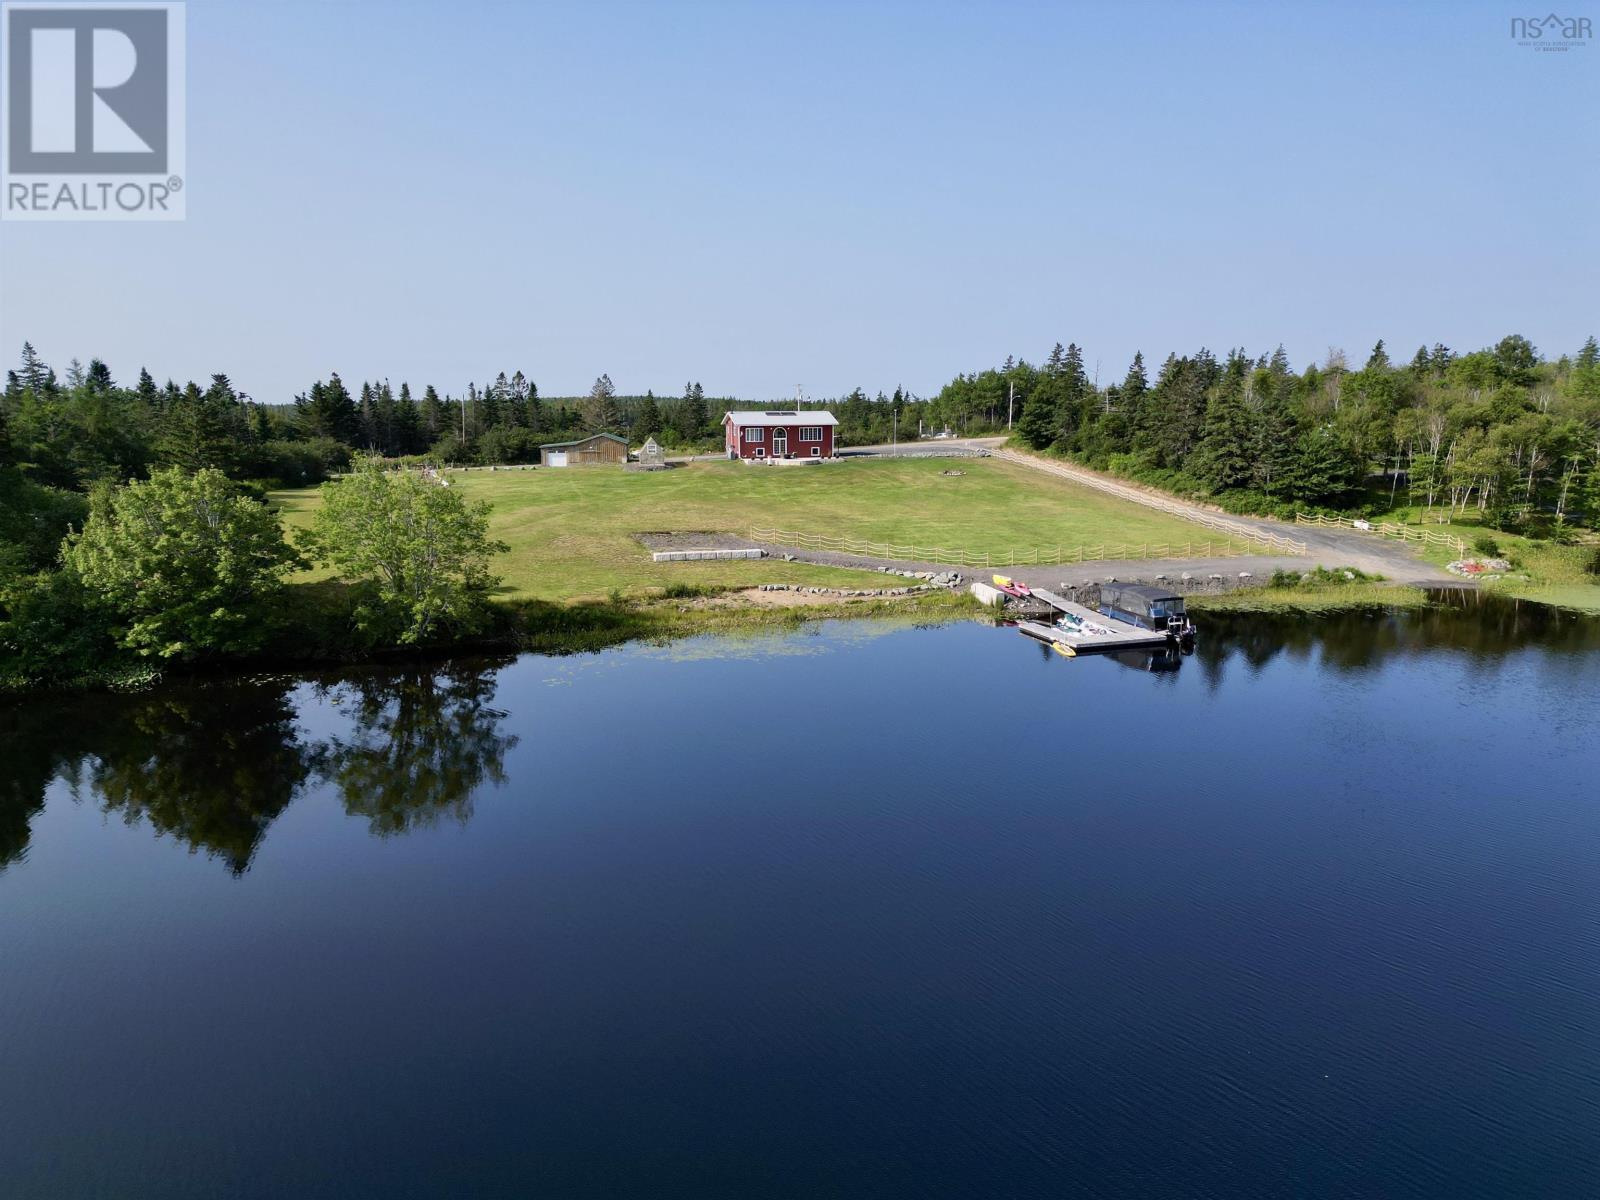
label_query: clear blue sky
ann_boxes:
[2,0,1595,402]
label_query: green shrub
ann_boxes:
[65,467,303,659]
[1473,533,1501,557]
[299,460,508,644]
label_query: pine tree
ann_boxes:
[359,382,378,449]
[676,380,707,440]
[1251,376,1300,496]
[1410,345,1431,375]
[636,390,662,439]
[136,367,159,408]
[160,382,235,472]
[1577,336,1599,371]
[581,374,620,433]
[1192,352,1255,491]
[420,385,444,443]
[1015,385,1056,449]
[296,374,359,444]
[394,383,421,455]
[1366,340,1390,370]
[375,382,398,454]
[18,342,54,393]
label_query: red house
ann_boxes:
[722,410,838,461]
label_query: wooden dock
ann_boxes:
[1016,591,1170,654]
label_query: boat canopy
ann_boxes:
[1100,583,1187,619]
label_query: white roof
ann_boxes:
[723,410,838,427]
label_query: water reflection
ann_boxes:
[3,595,1597,876]
[315,663,519,837]
[0,659,516,875]
[1197,589,1600,681]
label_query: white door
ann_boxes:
[772,429,788,457]
[546,451,567,467]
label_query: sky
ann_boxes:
[1,0,1596,402]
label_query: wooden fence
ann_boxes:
[1295,513,1467,557]
[749,528,1281,569]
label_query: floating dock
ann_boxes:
[1016,590,1170,654]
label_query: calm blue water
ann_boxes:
[2,597,1599,1198]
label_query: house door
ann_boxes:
[772,429,788,457]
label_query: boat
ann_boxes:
[991,574,1032,598]
[1096,583,1196,647]
[1050,640,1077,658]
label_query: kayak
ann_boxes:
[1050,640,1077,658]
[992,574,1032,598]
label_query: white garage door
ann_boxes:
[545,451,567,467]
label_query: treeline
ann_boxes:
[932,335,1600,531]
[2,342,936,498]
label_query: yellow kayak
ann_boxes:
[1051,640,1077,658]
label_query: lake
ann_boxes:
[3,595,1598,1198]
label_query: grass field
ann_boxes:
[273,456,1208,602]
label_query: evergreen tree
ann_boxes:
[636,390,662,439]
[358,382,378,449]
[1577,336,1599,372]
[420,385,444,442]
[1410,345,1431,375]
[1366,340,1390,370]
[18,342,54,393]
[1192,351,1255,491]
[581,374,620,433]
[296,374,359,443]
[394,383,421,455]
[375,382,398,454]
[136,367,159,408]
[676,380,707,440]
[86,359,114,393]
[160,382,235,472]
[1015,386,1056,449]
[1251,375,1301,496]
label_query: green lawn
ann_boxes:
[273,456,1217,602]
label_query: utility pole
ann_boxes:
[891,404,897,456]
[1008,380,1015,429]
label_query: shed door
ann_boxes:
[546,450,567,467]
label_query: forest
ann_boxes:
[928,335,1600,533]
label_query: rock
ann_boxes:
[782,553,795,562]
[1238,572,1252,580]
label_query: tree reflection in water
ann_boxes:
[315,661,519,837]
[0,657,516,876]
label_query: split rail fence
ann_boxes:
[1294,513,1467,557]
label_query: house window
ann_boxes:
[810,446,821,457]
[798,426,823,441]
[742,427,764,442]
